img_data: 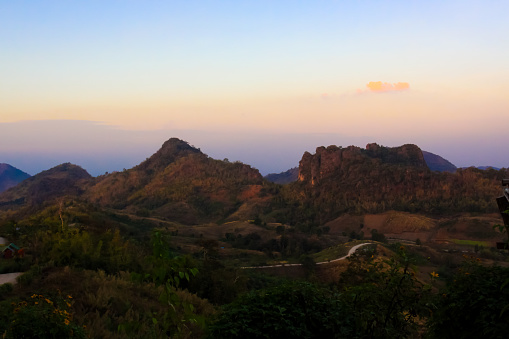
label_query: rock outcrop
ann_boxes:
[298,143,427,186]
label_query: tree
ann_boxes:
[338,245,432,338]
[299,254,316,278]
[371,229,387,243]
[138,231,200,337]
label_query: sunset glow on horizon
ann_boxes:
[1,1,508,175]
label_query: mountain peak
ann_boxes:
[136,138,202,173]
[45,162,91,177]
[0,163,31,193]
[0,163,28,176]
[0,163,91,209]
[160,137,197,151]
[422,151,457,172]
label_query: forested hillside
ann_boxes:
[0,163,91,213]
[85,138,267,224]
[271,143,508,226]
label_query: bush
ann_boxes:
[428,262,509,338]
[339,245,432,338]
[0,283,13,298]
[371,229,387,243]
[5,294,86,339]
[209,281,353,339]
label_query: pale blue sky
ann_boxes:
[1,1,508,175]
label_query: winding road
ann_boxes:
[0,237,373,282]
[242,242,373,269]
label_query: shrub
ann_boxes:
[428,262,509,338]
[339,245,432,338]
[5,294,86,339]
[0,283,13,298]
[209,281,353,339]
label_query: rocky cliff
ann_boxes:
[298,143,427,186]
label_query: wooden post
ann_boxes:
[497,196,509,226]
[496,179,509,250]
[499,179,509,224]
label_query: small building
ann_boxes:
[1,243,21,259]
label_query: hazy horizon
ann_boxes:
[0,120,506,177]
[1,1,508,175]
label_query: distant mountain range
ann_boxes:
[0,139,267,224]
[264,167,299,184]
[0,139,507,225]
[462,166,501,171]
[0,163,90,209]
[0,163,30,193]
[421,151,457,172]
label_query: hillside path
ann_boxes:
[242,242,372,269]
[0,272,22,285]
[318,243,373,265]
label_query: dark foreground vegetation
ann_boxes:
[1,201,509,338]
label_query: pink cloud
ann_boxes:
[366,81,410,92]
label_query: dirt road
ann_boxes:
[318,242,373,264]
[243,242,373,269]
[0,272,22,285]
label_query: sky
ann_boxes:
[1,1,508,176]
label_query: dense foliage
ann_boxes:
[0,203,212,338]
[5,293,86,339]
[210,245,435,339]
[276,166,509,225]
[210,281,353,339]
[338,245,432,338]
[428,260,509,338]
